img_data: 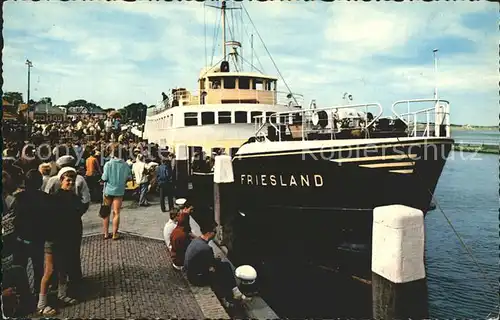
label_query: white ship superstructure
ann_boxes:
[143,1,302,155]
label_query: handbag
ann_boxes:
[99,199,111,219]
[99,183,112,219]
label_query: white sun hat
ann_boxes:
[235,265,257,285]
[56,155,76,167]
[57,167,77,179]
[175,198,187,207]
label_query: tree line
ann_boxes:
[2,91,152,123]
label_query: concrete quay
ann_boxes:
[28,197,230,319]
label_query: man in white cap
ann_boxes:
[132,154,151,207]
[162,198,186,249]
[44,155,91,212]
[184,222,249,305]
[163,208,179,251]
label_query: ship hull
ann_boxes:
[228,137,453,266]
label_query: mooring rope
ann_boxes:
[394,135,497,294]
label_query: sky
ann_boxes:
[3,1,498,126]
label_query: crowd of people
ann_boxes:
[2,164,87,316]
[30,116,125,144]
[1,115,247,317]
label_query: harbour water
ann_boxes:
[426,148,498,318]
[247,130,498,318]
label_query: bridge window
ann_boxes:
[209,77,222,89]
[238,77,250,89]
[266,81,276,91]
[184,112,198,126]
[218,111,231,124]
[251,111,263,123]
[224,77,236,89]
[252,79,264,90]
[201,111,215,125]
[235,111,248,124]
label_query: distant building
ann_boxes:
[66,106,107,120]
[2,99,18,121]
[32,101,66,122]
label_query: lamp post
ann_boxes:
[26,59,33,134]
[432,48,442,137]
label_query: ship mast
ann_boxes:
[221,1,226,60]
[207,0,235,63]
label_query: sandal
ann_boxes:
[38,305,57,316]
[104,234,111,240]
[112,233,120,240]
[58,296,78,305]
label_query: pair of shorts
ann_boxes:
[103,195,123,204]
[104,194,123,200]
[44,241,55,254]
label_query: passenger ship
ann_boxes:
[143,1,302,157]
[143,1,454,268]
[230,97,453,265]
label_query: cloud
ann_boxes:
[2,1,497,125]
[323,7,416,61]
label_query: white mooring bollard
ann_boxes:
[175,144,189,199]
[371,204,428,319]
[213,155,234,249]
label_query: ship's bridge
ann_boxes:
[147,65,303,117]
[197,70,281,105]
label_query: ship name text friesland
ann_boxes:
[240,174,324,187]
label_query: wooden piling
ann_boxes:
[175,144,189,199]
[213,155,235,252]
[371,204,428,319]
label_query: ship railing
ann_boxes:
[146,89,304,114]
[168,88,304,107]
[275,91,304,107]
[253,102,383,142]
[391,99,451,138]
[147,98,171,116]
[254,120,270,141]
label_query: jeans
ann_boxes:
[159,182,174,212]
[86,175,101,202]
[13,240,45,295]
[138,182,149,205]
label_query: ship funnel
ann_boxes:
[220,61,230,72]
